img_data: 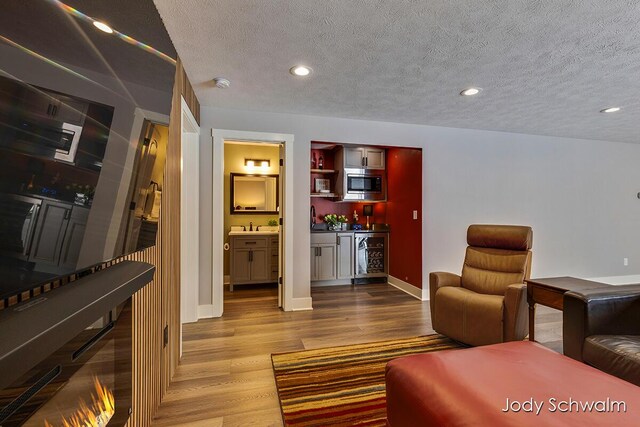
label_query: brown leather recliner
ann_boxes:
[429,224,533,346]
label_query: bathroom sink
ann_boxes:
[228,226,279,236]
[229,230,279,235]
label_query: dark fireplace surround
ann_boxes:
[0,261,154,426]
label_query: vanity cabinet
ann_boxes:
[344,147,385,169]
[229,234,279,291]
[270,236,279,281]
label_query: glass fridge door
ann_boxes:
[356,234,387,277]
[0,194,42,258]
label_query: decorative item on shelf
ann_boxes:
[318,154,324,170]
[363,204,374,230]
[353,210,359,223]
[315,178,330,193]
[338,214,349,230]
[311,152,317,169]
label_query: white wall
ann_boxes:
[199,106,640,305]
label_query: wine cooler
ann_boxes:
[354,232,388,278]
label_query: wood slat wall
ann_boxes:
[126,58,200,426]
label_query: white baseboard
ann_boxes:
[310,279,352,287]
[197,304,216,319]
[388,276,425,300]
[289,297,313,311]
[586,274,640,286]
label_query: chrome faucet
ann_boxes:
[310,205,316,229]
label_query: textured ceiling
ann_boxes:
[154,0,640,143]
[1,0,176,92]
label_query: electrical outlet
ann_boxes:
[624,258,629,266]
[412,210,418,220]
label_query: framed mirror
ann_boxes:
[230,173,279,214]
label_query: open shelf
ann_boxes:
[310,169,337,174]
[310,193,338,198]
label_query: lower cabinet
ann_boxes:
[28,200,72,266]
[59,206,90,268]
[336,233,354,279]
[310,232,358,283]
[29,201,89,268]
[310,243,337,281]
[229,234,279,291]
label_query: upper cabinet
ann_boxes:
[20,88,88,127]
[343,147,385,169]
[0,75,113,168]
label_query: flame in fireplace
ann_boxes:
[44,377,115,427]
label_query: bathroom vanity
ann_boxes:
[228,230,279,291]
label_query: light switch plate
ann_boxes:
[412,210,418,220]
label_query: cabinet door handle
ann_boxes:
[245,241,257,245]
[337,236,340,245]
[319,247,322,257]
[64,209,71,220]
[52,105,58,117]
[365,157,368,166]
[47,104,53,116]
[361,157,365,166]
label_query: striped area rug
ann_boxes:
[271,334,463,426]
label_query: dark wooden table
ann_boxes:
[526,276,610,341]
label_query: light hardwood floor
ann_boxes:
[152,283,562,426]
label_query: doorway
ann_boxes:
[212,130,294,316]
[223,141,281,308]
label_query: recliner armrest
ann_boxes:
[429,272,461,321]
[563,284,640,362]
[503,283,528,341]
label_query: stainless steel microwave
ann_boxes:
[342,168,386,201]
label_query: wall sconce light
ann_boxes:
[245,158,270,170]
[363,204,374,229]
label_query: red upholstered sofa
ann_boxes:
[386,341,640,426]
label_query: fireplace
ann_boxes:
[0,300,132,426]
[0,261,154,427]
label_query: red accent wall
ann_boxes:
[311,198,386,225]
[386,147,423,288]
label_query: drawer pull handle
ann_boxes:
[245,241,257,245]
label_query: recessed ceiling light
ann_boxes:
[93,21,113,34]
[460,87,482,96]
[213,77,231,89]
[290,65,312,77]
[600,107,621,113]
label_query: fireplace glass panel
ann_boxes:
[0,300,132,426]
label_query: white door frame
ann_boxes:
[180,97,200,356]
[211,129,294,315]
